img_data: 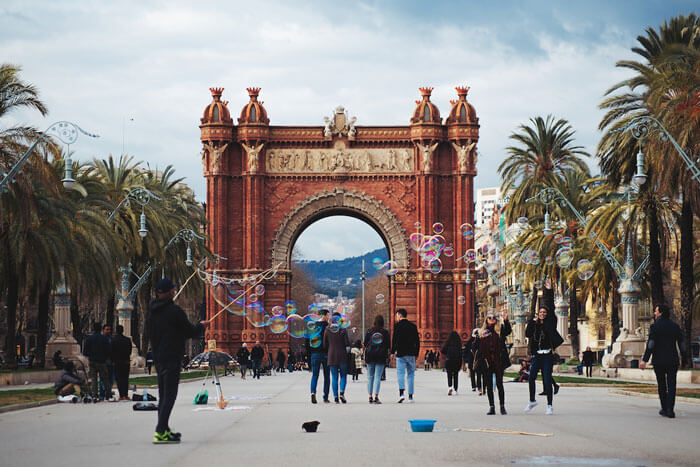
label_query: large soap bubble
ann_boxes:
[269,314,288,334]
[286,314,306,338]
[460,223,474,240]
[376,293,385,304]
[517,217,529,229]
[577,259,594,280]
[555,247,574,268]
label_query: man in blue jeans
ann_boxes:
[391,308,420,403]
[306,310,330,404]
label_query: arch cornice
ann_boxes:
[271,188,409,269]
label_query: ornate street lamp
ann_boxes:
[632,148,647,187]
[107,187,162,239]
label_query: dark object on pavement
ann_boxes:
[132,393,157,401]
[133,402,158,411]
[302,421,320,432]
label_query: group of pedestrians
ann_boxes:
[422,349,441,370]
[79,322,133,401]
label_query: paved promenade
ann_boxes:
[1,369,698,466]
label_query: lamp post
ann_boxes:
[360,259,367,338]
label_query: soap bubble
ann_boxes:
[443,245,454,257]
[577,259,594,280]
[286,314,306,338]
[328,323,340,333]
[460,223,474,240]
[372,257,384,270]
[517,217,529,229]
[561,236,573,248]
[271,305,284,316]
[309,334,322,348]
[303,314,322,338]
[414,221,421,231]
[465,249,476,263]
[457,295,466,305]
[429,258,442,274]
[376,293,385,304]
[383,261,398,276]
[269,314,288,334]
[544,256,554,266]
[432,222,444,234]
[554,233,563,244]
[285,300,297,315]
[249,293,258,303]
[371,332,383,345]
[555,247,574,268]
[255,284,265,296]
[307,303,321,314]
[446,284,453,292]
[338,314,351,329]
[409,233,424,251]
[245,302,267,328]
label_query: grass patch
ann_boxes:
[622,387,700,399]
[129,369,226,387]
[0,388,56,407]
[504,372,651,386]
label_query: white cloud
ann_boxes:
[1,0,670,258]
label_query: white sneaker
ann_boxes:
[454,390,458,396]
[524,401,538,413]
[407,397,415,404]
[448,387,453,396]
[545,405,553,415]
[397,395,405,403]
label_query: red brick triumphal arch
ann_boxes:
[200,86,479,355]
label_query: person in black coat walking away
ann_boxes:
[524,306,563,415]
[236,343,250,380]
[111,325,132,401]
[640,304,685,418]
[364,315,390,403]
[391,308,420,403]
[581,346,595,378]
[147,278,208,444]
[471,330,486,395]
[476,312,511,414]
[250,341,265,379]
[276,348,286,373]
[464,330,478,391]
[441,331,462,395]
[83,322,112,400]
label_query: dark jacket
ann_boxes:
[111,334,132,363]
[146,297,203,365]
[582,350,595,365]
[250,345,265,361]
[54,369,84,394]
[462,339,474,364]
[305,321,329,355]
[525,316,563,355]
[83,332,111,363]
[441,340,463,369]
[391,319,420,357]
[324,327,350,366]
[237,347,250,365]
[477,321,512,374]
[642,316,685,369]
[363,327,391,364]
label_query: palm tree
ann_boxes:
[499,115,590,225]
[599,14,700,365]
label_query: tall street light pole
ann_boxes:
[360,259,367,338]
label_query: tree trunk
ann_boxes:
[611,277,620,343]
[70,292,84,350]
[647,200,666,308]
[569,283,579,357]
[4,274,19,368]
[105,293,115,329]
[35,283,50,368]
[679,190,693,368]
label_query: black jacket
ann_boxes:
[525,316,563,355]
[146,297,203,365]
[391,319,420,357]
[305,321,329,355]
[83,332,111,363]
[250,345,265,360]
[111,334,132,363]
[364,327,391,363]
[642,316,685,368]
[236,347,250,364]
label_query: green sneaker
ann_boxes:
[166,429,181,440]
[153,431,180,444]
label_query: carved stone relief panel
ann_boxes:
[265,147,414,174]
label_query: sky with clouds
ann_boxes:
[2,1,695,260]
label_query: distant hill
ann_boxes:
[294,247,389,299]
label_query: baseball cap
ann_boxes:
[156,278,176,293]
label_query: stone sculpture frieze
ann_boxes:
[265,147,414,173]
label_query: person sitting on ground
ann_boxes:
[54,361,86,397]
[515,360,530,382]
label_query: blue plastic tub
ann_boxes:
[408,419,436,432]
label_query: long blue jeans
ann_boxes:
[528,352,553,405]
[251,358,262,379]
[329,363,347,398]
[367,362,385,396]
[396,356,416,395]
[310,353,330,397]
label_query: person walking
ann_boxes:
[276,348,286,373]
[364,315,390,404]
[250,341,265,379]
[441,331,462,396]
[350,340,363,381]
[476,312,511,415]
[324,312,350,403]
[581,346,595,378]
[471,329,485,395]
[111,325,132,401]
[307,310,330,404]
[434,350,441,369]
[423,350,431,371]
[147,278,207,444]
[391,308,420,403]
[640,304,685,418]
[524,306,563,415]
[236,343,250,380]
[464,330,478,391]
[146,350,154,375]
[83,322,112,401]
